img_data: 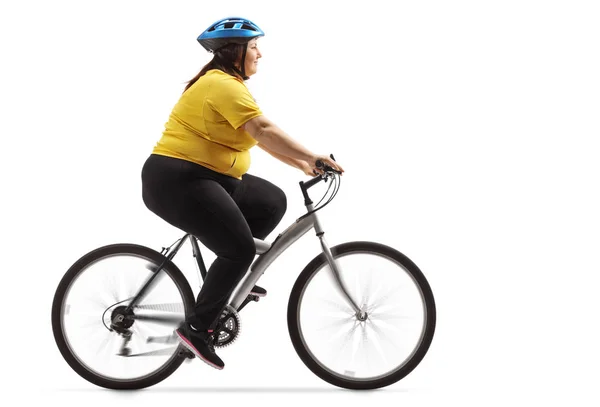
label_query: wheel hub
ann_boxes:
[110,305,134,333]
[356,311,369,322]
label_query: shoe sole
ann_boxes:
[175,329,224,370]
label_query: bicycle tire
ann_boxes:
[51,243,196,390]
[287,241,436,390]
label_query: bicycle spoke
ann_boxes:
[371,311,414,323]
[136,315,170,337]
[330,320,361,369]
[369,300,403,314]
[368,283,404,311]
[354,268,361,302]
[102,271,120,305]
[316,296,355,314]
[360,270,373,307]
[316,311,355,321]
[66,306,104,320]
[366,319,389,365]
[72,317,105,332]
[73,295,109,311]
[96,331,116,356]
[358,322,372,372]
[315,314,356,333]
[116,269,126,302]
[367,318,403,354]
[367,277,384,309]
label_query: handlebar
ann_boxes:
[298,153,341,212]
[299,153,340,196]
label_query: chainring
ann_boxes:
[212,305,241,348]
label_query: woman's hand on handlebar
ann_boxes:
[310,154,344,176]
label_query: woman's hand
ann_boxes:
[300,156,345,177]
[299,161,318,177]
[309,155,344,176]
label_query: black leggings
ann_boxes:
[141,154,287,330]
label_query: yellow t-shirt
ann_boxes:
[152,69,263,180]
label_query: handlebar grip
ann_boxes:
[315,155,339,173]
[315,160,332,171]
[316,154,336,168]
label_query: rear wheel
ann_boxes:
[51,244,195,390]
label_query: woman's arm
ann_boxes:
[244,115,315,162]
[257,143,307,170]
[243,115,344,174]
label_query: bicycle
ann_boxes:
[51,156,437,390]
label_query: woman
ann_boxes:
[141,16,344,370]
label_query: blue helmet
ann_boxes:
[197,17,265,53]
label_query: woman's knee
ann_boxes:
[272,184,287,217]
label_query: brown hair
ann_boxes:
[183,43,246,93]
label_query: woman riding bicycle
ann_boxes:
[140,16,344,370]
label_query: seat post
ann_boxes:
[253,238,271,254]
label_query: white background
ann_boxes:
[1,0,599,405]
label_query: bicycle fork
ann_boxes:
[313,214,366,321]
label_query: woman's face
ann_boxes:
[243,38,262,76]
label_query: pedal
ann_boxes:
[179,348,195,360]
[247,294,260,302]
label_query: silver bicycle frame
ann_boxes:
[228,203,363,316]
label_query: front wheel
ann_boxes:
[287,241,436,390]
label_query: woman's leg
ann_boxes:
[142,155,255,330]
[232,173,288,240]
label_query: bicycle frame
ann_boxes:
[124,172,363,318]
[230,200,362,312]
